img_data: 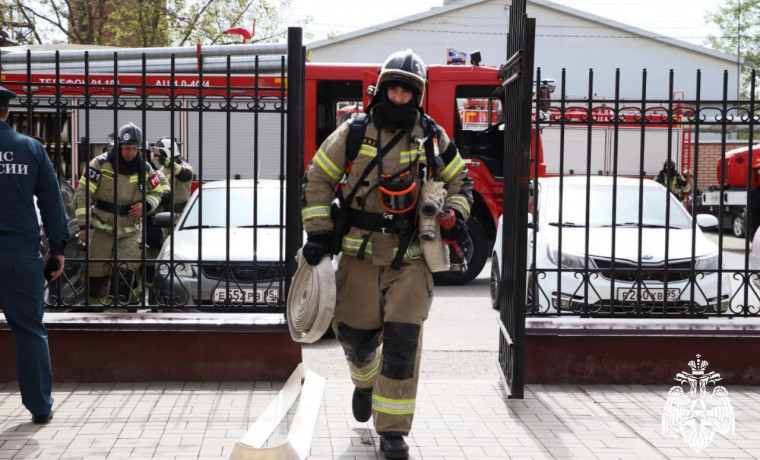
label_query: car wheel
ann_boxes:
[433,217,489,286]
[733,213,745,238]
[490,254,501,310]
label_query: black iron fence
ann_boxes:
[523,66,760,318]
[0,28,304,313]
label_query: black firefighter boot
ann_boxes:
[352,387,372,422]
[87,275,109,311]
[379,434,409,459]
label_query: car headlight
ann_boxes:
[546,245,595,270]
[157,252,194,277]
[695,253,719,271]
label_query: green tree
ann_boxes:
[0,0,298,47]
[0,0,35,45]
[706,0,760,98]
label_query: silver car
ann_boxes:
[492,176,730,314]
[151,179,286,311]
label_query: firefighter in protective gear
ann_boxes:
[75,122,163,306]
[143,154,171,304]
[656,158,692,206]
[151,137,195,218]
[143,137,192,304]
[301,49,473,459]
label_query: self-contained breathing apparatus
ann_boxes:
[331,112,467,271]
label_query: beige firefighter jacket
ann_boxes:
[75,152,163,235]
[302,111,473,266]
[156,158,194,210]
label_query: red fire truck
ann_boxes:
[696,145,760,237]
[0,61,542,285]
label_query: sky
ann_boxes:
[284,0,725,48]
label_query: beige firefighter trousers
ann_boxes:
[332,254,434,435]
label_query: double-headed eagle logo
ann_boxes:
[662,354,735,452]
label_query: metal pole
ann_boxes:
[285,27,304,292]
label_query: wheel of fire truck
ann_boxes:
[433,217,488,286]
[733,212,745,238]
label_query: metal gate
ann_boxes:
[0,28,305,313]
[497,0,535,399]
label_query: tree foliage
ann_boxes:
[0,0,297,47]
[706,0,760,97]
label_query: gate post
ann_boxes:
[498,0,535,399]
[286,27,305,289]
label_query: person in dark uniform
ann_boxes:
[0,86,68,425]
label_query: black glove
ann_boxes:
[160,191,174,208]
[303,233,332,266]
[677,178,687,187]
[440,209,467,243]
[44,256,60,282]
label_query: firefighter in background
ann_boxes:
[152,138,195,219]
[300,49,473,459]
[75,122,162,306]
[143,138,193,302]
[656,158,692,205]
[142,145,172,303]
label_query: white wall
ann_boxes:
[307,0,738,101]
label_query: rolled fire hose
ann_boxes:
[286,252,336,343]
[419,178,451,272]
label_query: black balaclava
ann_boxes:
[108,145,142,175]
[372,81,419,131]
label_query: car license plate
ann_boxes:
[616,288,680,302]
[213,287,279,304]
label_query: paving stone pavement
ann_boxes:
[0,379,757,459]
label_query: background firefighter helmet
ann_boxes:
[154,137,181,158]
[375,49,427,107]
[663,158,676,168]
[117,122,142,146]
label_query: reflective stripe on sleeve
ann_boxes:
[445,195,470,210]
[314,149,343,180]
[436,153,465,182]
[302,205,331,221]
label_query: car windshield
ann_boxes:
[181,187,284,229]
[543,183,692,228]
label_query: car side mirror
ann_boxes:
[153,212,174,228]
[695,214,719,230]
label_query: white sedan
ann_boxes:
[491,176,731,314]
[151,179,286,310]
